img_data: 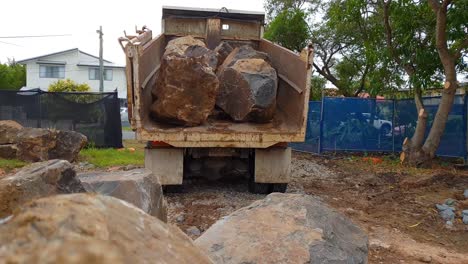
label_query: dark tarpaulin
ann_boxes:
[0,89,123,148]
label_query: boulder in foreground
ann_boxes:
[195,193,368,264]
[79,169,167,222]
[0,194,213,264]
[0,159,85,218]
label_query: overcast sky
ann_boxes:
[0,0,265,65]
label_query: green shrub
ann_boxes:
[48,79,90,92]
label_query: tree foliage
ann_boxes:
[48,79,91,92]
[264,9,311,52]
[0,59,26,90]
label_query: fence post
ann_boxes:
[392,99,396,154]
[38,90,42,128]
[464,93,467,165]
[318,92,325,154]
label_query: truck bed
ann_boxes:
[124,32,312,148]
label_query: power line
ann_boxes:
[0,34,71,39]
[0,40,22,47]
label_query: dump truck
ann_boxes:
[119,6,313,193]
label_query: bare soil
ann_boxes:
[166,151,468,263]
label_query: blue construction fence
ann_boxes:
[290,95,467,159]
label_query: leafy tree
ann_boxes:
[310,75,326,100]
[0,59,26,90]
[48,79,91,92]
[380,0,467,165]
[264,9,311,52]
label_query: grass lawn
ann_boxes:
[79,139,145,168]
[122,126,133,132]
[0,158,28,172]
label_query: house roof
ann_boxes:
[17,48,113,64]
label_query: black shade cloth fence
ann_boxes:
[0,89,123,148]
[290,95,467,160]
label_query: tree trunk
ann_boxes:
[401,0,461,166]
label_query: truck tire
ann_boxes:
[271,183,288,193]
[162,185,185,193]
[248,176,271,194]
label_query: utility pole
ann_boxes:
[96,26,104,92]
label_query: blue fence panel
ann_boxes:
[321,97,394,152]
[290,95,466,158]
[394,95,465,157]
[289,101,321,153]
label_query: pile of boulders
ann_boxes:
[0,160,369,263]
[435,191,468,227]
[150,36,278,126]
[0,120,87,162]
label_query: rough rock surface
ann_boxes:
[0,120,23,144]
[216,58,278,122]
[0,144,18,159]
[151,36,219,126]
[0,194,213,264]
[164,35,206,56]
[16,127,57,161]
[79,169,167,222]
[216,45,271,74]
[195,193,368,264]
[0,159,85,218]
[0,125,87,162]
[49,130,87,162]
[214,42,234,68]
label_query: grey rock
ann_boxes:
[439,209,455,221]
[49,130,87,162]
[216,57,278,122]
[176,214,185,223]
[187,226,201,236]
[463,215,468,225]
[79,169,167,222]
[0,160,85,218]
[435,204,455,212]
[444,198,456,206]
[419,255,432,263]
[464,189,468,199]
[196,193,368,264]
[462,210,468,216]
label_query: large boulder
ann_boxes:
[16,127,57,162]
[164,35,206,56]
[0,120,23,144]
[49,130,87,162]
[0,121,87,162]
[216,58,278,122]
[79,169,167,222]
[151,36,219,126]
[0,159,85,218]
[195,193,368,264]
[0,194,213,264]
[216,45,271,74]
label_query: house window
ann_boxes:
[39,65,65,78]
[89,68,113,81]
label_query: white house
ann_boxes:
[18,48,127,99]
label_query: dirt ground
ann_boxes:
[166,151,468,264]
